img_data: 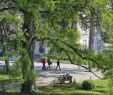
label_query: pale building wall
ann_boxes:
[34,41,40,55]
[92,27,103,53]
[77,23,89,47]
[34,24,103,55]
[34,41,50,56]
[77,23,103,53]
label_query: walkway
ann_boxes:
[34,62,103,86]
[0,60,103,87]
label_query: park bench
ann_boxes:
[58,74,72,84]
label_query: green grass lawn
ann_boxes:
[35,79,110,95]
[0,69,23,85]
[0,79,112,95]
[0,74,9,80]
[0,69,10,81]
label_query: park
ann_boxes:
[0,0,113,95]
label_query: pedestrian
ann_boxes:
[47,58,52,70]
[55,59,61,70]
[41,58,46,71]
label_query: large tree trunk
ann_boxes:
[21,79,33,94]
[21,46,35,94]
[21,11,36,94]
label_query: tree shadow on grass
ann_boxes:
[0,92,20,95]
[37,86,104,95]
[93,89,108,94]
[0,69,7,74]
[70,93,102,95]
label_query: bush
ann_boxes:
[82,80,95,90]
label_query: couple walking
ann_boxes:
[41,58,52,71]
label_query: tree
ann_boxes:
[0,0,90,93]
[1,0,113,94]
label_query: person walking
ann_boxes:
[55,59,61,70]
[47,59,52,70]
[41,58,46,71]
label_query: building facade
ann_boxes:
[34,23,103,55]
[78,23,103,53]
[34,41,50,56]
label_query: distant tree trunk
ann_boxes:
[88,8,95,71]
[5,59,9,73]
[89,8,95,51]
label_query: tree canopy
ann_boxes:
[1,0,113,94]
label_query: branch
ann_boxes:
[90,70,104,79]
[59,46,104,79]
[61,41,104,69]
[27,36,50,51]
[65,51,74,64]
[0,7,16,12]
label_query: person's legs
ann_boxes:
[55,65,58,70]
[42,64,44,70]
[49,65,51,70]
[44,64,46,70]
[47,65,50,70]
[58,65,61,70]
[42,64,46,71]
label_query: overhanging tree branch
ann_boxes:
[61,41,104,69]
[55,43,104,79]
[0,7,16,12]
[51,38,106,70]
[64,50,104,79]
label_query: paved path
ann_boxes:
[34,62,103,86]
[0,60,103,87]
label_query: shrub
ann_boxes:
[82,80,95,90]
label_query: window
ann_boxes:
[82,25,87,35]
[82,30,87,35]
[82,26,87,31]
[39,42,44,53]
[83,40,87,46]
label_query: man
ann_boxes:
[55,59,61,70]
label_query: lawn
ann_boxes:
[35,79,110,95]
[0,69,10,81]
[0,79,111,95]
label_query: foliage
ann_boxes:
[1,0,113,93]
[82,80,95,90]
[19,48,37,83]
[9,60,22,78]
